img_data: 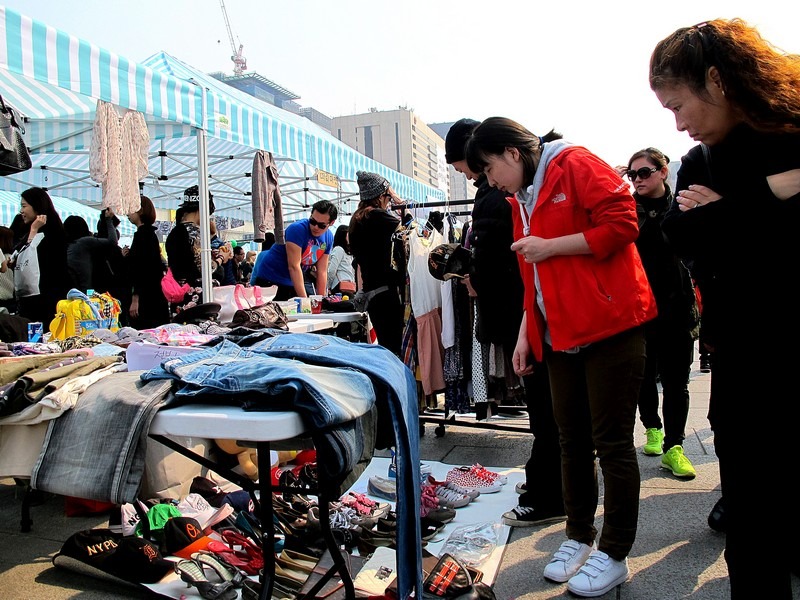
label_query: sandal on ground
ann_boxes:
[174,559,238,600]
[191,551,247,588]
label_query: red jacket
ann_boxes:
[513,146,656,360]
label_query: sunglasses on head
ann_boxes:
[626,167,658,181]
[308,216,330,229]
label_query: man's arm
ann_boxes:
[285,242,307,297]
[315,253,329,296]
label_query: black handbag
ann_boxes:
[230,301,290,331]
[0,94,33,177]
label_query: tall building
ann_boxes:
[331,108,449,199]
[429,122,477,209]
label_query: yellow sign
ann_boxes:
[316,169,340,188]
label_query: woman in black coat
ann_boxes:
[11,187,69,323]
[124,195,169,329]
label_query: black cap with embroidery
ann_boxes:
[428,243,473,281]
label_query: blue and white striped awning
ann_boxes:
[143,52,445,204]
[0,6,203,128]
[0,5,444,224]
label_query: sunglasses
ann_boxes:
[308,216,330,229]
[626,167,658,181]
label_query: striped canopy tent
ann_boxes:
[0,7,444,221]
[0,6,443,296]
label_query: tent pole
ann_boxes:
[195,87,214,300]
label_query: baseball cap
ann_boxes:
[134,503,182,538]
[177,493,234,530]
[53,528,173,584]
[428,243,473,281]
[190,475,229,507]
[163,516,215,559]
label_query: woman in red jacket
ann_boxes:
[465,117,656,598]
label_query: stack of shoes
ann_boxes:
[419,485,457,524]
[338,492,391,527]
[425,475,481,501]
[377,510,443,542]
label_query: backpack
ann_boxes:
[48,289,105,340]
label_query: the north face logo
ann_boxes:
[551,193,567,204]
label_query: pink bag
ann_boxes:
[161,268,191,303]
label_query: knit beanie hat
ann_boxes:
[445,118,480,164]
[357,171,390,201]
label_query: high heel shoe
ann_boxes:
[206,540,263,576]
[191,551,247,588]
[174,559,238,600]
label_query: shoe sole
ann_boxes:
[660,465,696,479]
[567,570,628,597]
[642,448,663,456]
[503,514,566,527]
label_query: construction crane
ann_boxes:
[219,0,247,76]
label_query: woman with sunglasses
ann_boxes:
[250,199,337,300]
[650,19,800,599]
[618,149,698,479]
[465,117,656,597]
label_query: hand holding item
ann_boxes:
[121,245,130,257]
[219,244,233,261]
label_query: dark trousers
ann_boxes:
[547,326,645,562]
[637,318,694,450]
[519,363,564,514]
[366,287,403,357]
[712,343,798,599]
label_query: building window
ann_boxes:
[364,126,374,159]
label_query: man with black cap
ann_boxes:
[165,185,233,317]
[446,118,565,528]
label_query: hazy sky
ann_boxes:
[5,1,798,168]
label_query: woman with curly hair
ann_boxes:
[650,19,800,599]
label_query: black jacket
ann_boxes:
[468,175,524,346]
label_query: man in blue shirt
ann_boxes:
[251,200,337,300]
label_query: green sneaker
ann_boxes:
[661,445,697,478]
[643,428,664,456]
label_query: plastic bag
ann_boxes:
[441,521,502,567]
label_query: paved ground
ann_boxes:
[1,349,797,599]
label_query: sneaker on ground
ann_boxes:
[468,463,508,485]
[660,445,696,478]
[566,550,629,597]
[433,485,471,508]
[425,475,481,500]
[367,475,397,502]
[515,481,527,494]
[445,466,502,493]
[502,505,567,527]
[643,428,664,456]
[543,539,594,583]
[700,356,712,373]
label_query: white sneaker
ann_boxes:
[567,550,629,597]
[543,539,594,583]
